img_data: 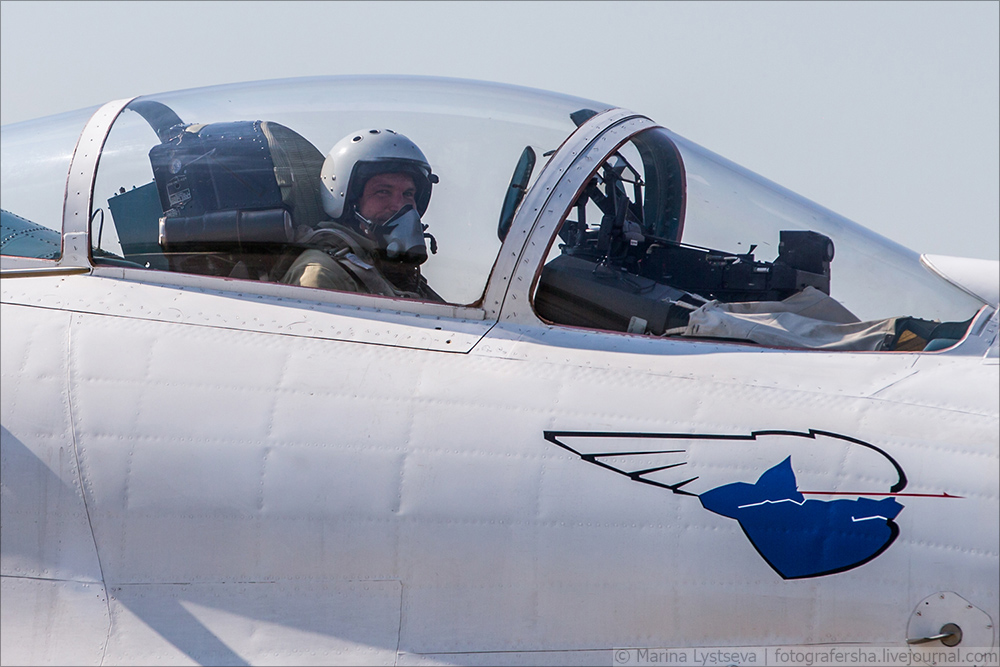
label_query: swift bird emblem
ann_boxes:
[545,429,958,579]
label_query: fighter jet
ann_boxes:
[2,75,996,666]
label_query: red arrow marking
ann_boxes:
[800,491,963,498]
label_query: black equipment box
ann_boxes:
[149,121,283,218]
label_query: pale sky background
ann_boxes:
[2,1,997,260]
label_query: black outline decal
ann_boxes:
[544,428,928,579]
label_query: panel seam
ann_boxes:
[66,311,113,665]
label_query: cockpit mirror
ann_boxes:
[497,145,536,242]
[570,108,598,128]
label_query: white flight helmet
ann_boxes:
[319,128,437,220]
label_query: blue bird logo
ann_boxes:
[545,429,956,579]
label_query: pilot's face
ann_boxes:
[358,172,418,225]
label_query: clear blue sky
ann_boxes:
[2,1,997,260]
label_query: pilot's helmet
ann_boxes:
[320,128,438,220]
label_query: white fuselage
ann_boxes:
[2,272,997,664]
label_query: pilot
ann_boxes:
[280,128,442,301]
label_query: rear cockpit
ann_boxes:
[78,78,596,307]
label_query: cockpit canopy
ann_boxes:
[1,76,985,348]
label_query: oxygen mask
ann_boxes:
[360,204,436,265]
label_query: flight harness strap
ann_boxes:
[298,227,402,297]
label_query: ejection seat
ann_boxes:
[105,100,325,280]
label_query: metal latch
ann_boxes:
[907,622,963,647]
